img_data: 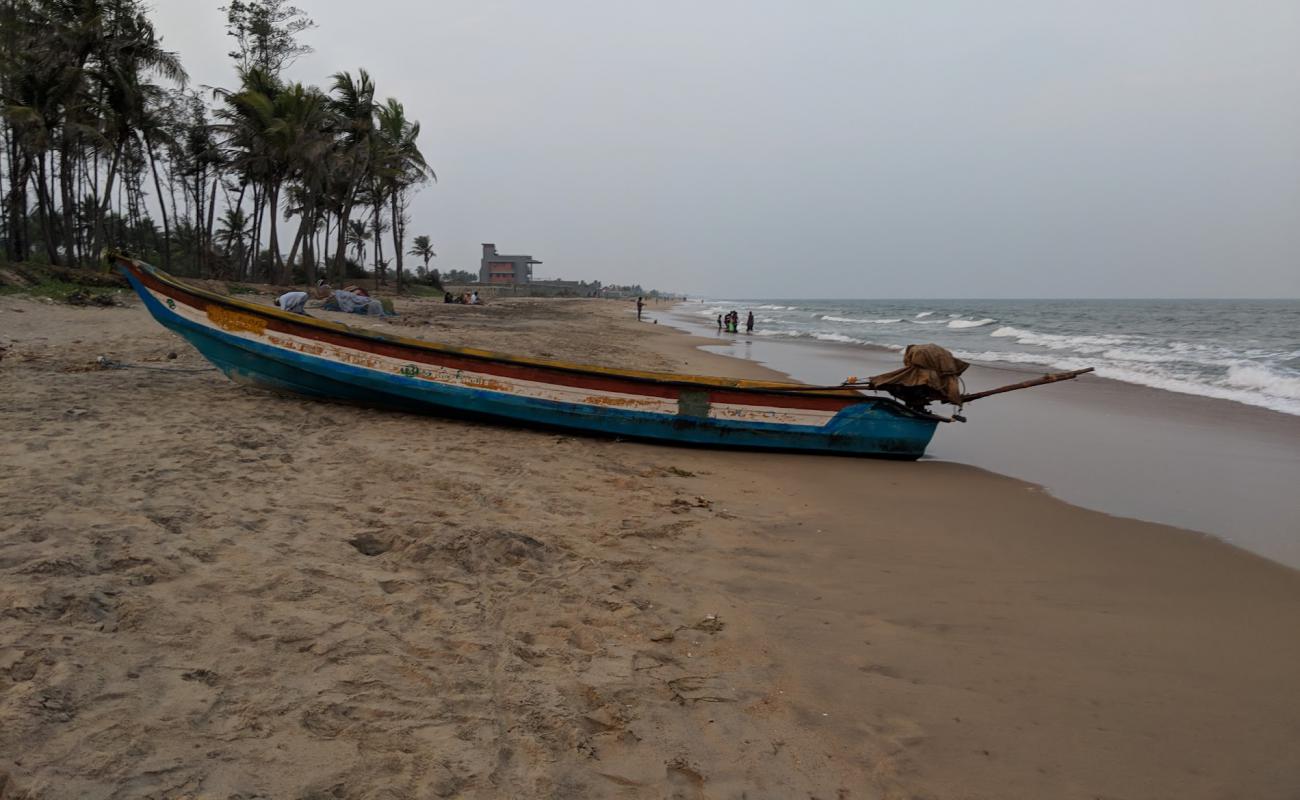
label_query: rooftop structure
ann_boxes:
[480,243,542,284]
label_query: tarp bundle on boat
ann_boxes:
[869,344,969,408]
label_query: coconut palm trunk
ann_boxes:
[7,146,30,261]
[58,138,77,266]
[333,200,352,283]
[144,132,172,270]
[32,152,61,264]
[390,191,405,290]
[90,138,123,262]
[267,181,282,282]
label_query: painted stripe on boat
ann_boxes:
[125,261,879,414]
[142,284,841,427]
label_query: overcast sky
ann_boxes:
[150,1,1299,298]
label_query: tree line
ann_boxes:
[0,0,439,288]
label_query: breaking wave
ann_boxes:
[813,332,860,343]
[990,325,1127,351]
[1225,365,1300,401]
[819,315,902,324]
[671,299,1300,416]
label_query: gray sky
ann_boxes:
[151,1,1300,298]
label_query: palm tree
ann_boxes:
[270,81,331,279]
[326,69,375,283]
[408,234,435,277]
[214,205,250,274]
[215,67,297,279]
[345,217,367,267]
[374,97,433,289]
[0,2,441,288]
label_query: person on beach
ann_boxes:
[444,291,453,303]
[274,290,310,314]
[717,314,723,332]
[320,286,388,316]
[471,290,480,305]
[637,296,644,321]
[276,283,333,314]
[746,311,754,333]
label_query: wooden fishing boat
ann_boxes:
[113,254,1089,459]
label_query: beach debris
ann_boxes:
[666,466,696,478]
[93,355,216,374]
[669,495,712,513]
[347,533,391,556]
[65,289,117,307]
[668,676,735,703]
[181,669,219,687]
[650,629,676,642]
[665,757,706,788]
[633,650,679,672]
[35,690,75,722]
[86,590,116,622]
[580,707,624,734]
[692,614,725,634]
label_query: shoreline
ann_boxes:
[675,298,1300,418]
[652,302,1300,569]
[3,293,1300,798]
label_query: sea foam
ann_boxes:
[1225,364,1300,400]
[820,315,902,324]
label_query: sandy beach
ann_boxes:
[3,291,1299,799]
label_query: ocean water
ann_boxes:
[691,299,1300,416]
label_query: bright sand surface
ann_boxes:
[2,292,1299,799]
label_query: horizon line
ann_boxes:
[676,296,1300,302]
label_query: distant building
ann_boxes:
[480,243,542,284]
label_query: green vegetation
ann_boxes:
[0,0,440,291]
[402,283,446,298]
[440,269,477,285]
[0,263,127,300]
[0,276,90,300]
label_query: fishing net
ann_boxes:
[868,344,969,408]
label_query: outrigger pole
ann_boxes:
[768,367,1095,399]
[959,367,1095,404]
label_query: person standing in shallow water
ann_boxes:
[636,296,644,321]
[746,311,754,333]
[717,314,723,332]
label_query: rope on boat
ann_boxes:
[95,356,216,374]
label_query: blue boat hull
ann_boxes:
[122,263,940,459]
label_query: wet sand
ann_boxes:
[2,292,1299,799]
[661,306,1300,568]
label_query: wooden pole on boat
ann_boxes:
[959,367,1095,404]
